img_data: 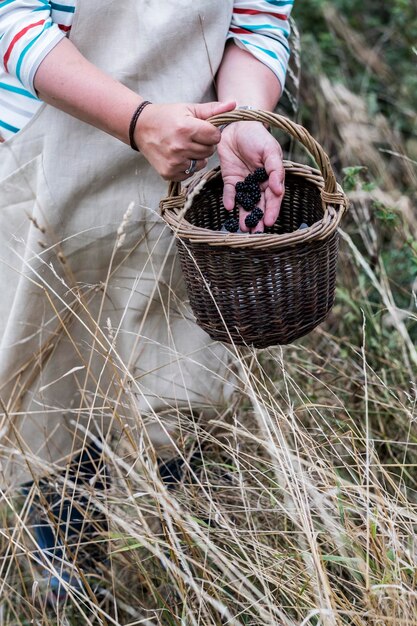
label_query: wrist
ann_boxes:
[132,101,159,153]
[237,106,271,132]
[219,105,271,133]
[129,100,152,151]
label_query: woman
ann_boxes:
[0,0,293,583]
[0,0,293,601]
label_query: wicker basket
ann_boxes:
[160,110,348,348]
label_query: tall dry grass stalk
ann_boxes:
[0,190,417,625]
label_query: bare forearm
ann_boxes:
[216,41,282,110]
[33,36,236,181]
[33,37,142,144]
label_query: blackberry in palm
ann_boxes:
[253,167,268,183]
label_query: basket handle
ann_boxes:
[165,109,347,209]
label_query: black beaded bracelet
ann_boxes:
[129,100,152,152]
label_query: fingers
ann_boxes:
[193,100,236,121]
[169,119,221,161]
[182,158,208,176]
[168,158,208,182]
[188,141,217,160]
[263,176,285,227]
[158,139,215,179]
[263,146,285,226]
[222,179,240,212]
[190,101,235,145]
[168,140,215,162]
[191,122,222,146]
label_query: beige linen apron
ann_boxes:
[0,0,234,483]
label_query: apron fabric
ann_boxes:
[0,0,235,483]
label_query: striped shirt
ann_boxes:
[0,0,293,141]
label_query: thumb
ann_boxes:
[192,100,236,120]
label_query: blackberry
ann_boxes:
[244,180,260,193]
[245,182,261,199]
[236,188,260,204]
[222,217,240,233]
[253,167,268,183]
[235,173,262,211]
[235,174,261,190]
[245,214,259,228]
[236,193,256,212]
[252,207,264,220]
[245,173,257,185]
[249,191,261,204]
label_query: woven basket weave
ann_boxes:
[160,110,348,348]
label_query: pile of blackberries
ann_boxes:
[222,167,269,233]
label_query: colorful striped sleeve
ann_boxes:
[229,0,293,92]
[0,0,67,96]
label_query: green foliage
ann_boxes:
[293,0,417,137]
[342,166,369,192]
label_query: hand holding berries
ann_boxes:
[233,170,266,232]
[218,120,285,232]
[221,172,266,233]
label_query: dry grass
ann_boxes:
[1,197,417,625]
[1,8,417,625]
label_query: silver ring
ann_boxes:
[185,159,197,175]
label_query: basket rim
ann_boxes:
[161,160,345,250]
